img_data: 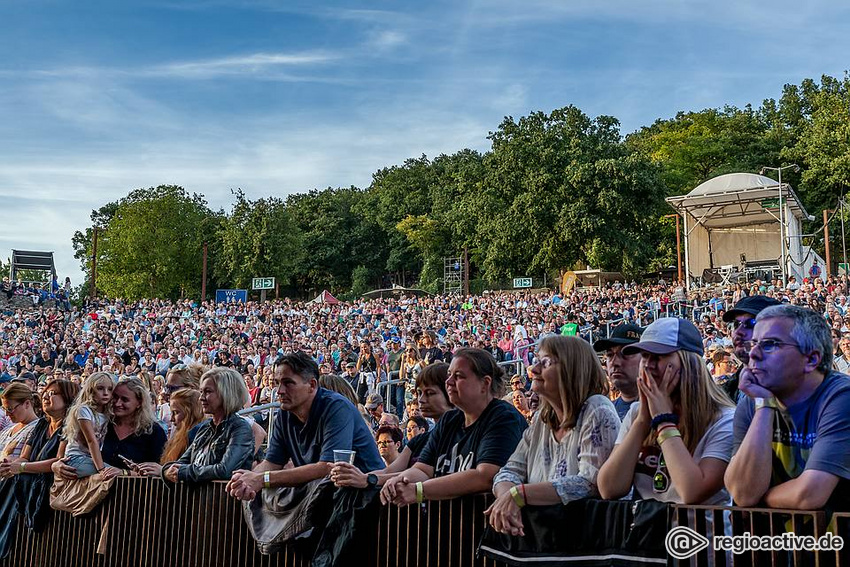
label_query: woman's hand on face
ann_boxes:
[331,462,368,488]
[634,369,653,428]
[638,364,679,417]
[484,489,525,536]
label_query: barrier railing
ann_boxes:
[4,480,849,567]
[671,504,844,566]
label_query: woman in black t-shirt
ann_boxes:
[379,349,527,505]
[331,362,453,489]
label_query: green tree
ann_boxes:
[94,185,218,300]
[477,106,668,279]
[286,187,382,293]
[216,190,302,290]
[626,106,782,196]
[783,74,850,213]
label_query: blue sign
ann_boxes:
[215,289,247,304]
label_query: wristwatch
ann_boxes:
[366,474,378,488]
[754,397,781,411]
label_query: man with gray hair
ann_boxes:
[725,305,850,510]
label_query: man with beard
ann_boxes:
[593,323,643,420]
[720,296,781,403]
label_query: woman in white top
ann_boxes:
[486,336,621,536]
[598,318,735,506]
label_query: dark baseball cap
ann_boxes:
[623,318,704,356]
[722,296,782,323]
[593,323,644,352]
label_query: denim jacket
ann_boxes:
[176,413,253,482]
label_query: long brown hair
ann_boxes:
[160,388,204,463]
[643,351,733,453]
[537,336,609,431]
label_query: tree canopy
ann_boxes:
[68,73,850,300]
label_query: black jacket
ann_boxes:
[176,413,253,482]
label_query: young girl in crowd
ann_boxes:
[59,372,119,479]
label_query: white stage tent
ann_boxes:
[666,173,823,287]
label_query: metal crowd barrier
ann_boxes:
[671,504,846,566]
[1,479,505,567]
[5,480,849,567]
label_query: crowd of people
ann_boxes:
[1,273,850,560]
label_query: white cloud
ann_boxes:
[148,51,338,78]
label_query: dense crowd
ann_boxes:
[2,274,850,561]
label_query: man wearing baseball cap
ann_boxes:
[720,295,781,403]
[593,323,644,420]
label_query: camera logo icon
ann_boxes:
[665,526,710,559]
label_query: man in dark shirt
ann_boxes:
[227,352,382,500]
[593,323,643,420]
[719,295,781,402]
[34,348,56,374]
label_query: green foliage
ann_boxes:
[217,190,302,290]
[350,265,371,297]
[476,106,667,279]
[783,74,850,213]
[95,185,215,300]
[626,106,783,196]
[67,73,850,297]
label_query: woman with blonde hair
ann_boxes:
[101,377,166,474]
[598,318,735,505]
[162,367,253,483]
[486,336,620,536]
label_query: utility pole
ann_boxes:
[90,227,99,301]
[463,246,469,296]
[842,197,848,274]
[201,242,208,303]
[664,214,683,283]
[824,209,832,278]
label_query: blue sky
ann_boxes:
[1,0,848,285]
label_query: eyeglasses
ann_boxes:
[731,318,756,331]
[530,356,555,369]
[376,440,395,447]
[750,339,801,354]
[2,402,22,414]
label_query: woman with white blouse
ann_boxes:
[486,336,621,536]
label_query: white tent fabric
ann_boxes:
[666,173,822,286]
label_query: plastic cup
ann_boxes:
[333,450,356,464]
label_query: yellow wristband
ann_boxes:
[510,485,526,508]
[657,427,682,445]
[415,481,424,504]
[263,471,271,489]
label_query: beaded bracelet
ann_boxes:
[650,413,679,430]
